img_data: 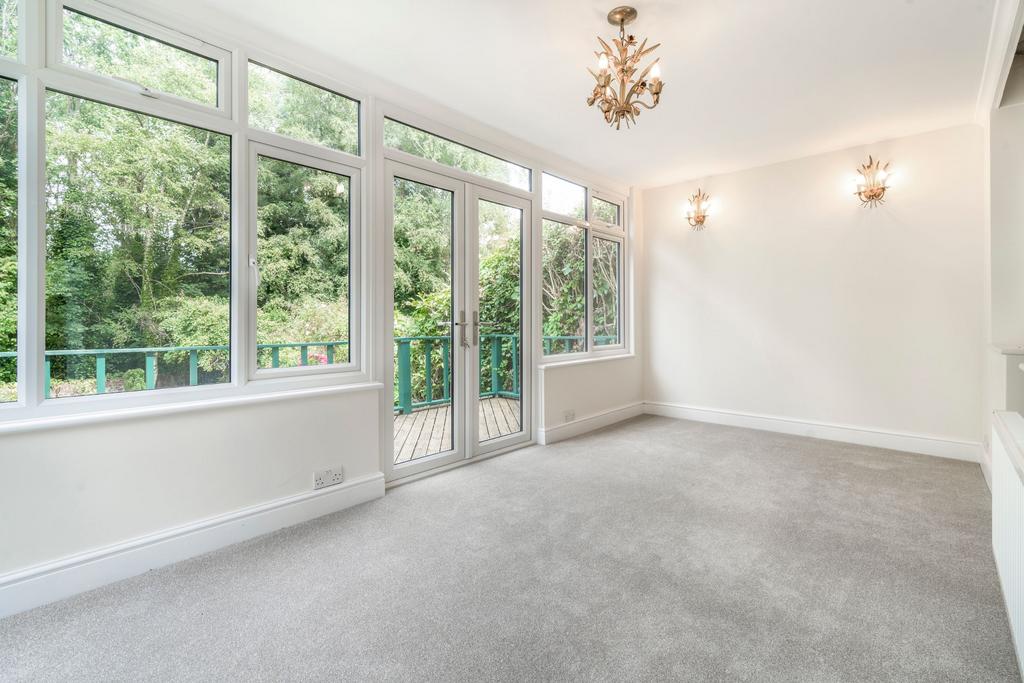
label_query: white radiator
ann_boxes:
[992,411,1024,678]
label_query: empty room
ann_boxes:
[2,0,1024,679]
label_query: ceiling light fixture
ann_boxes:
[854,156,893,208]
[686,188,711,230]
[586,6,664,130]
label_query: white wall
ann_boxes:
[0,387,380,575]
[642,125,987,450]
[991,102,1024,346]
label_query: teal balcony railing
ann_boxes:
[1,334,616,409]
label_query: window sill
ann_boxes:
[0,381,384,436]
[538,352,636,370]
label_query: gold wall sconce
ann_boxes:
[686,188,711,230]
[854,156,892,208]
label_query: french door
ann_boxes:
[385,161,532,481]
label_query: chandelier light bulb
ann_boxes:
[650,62,661,81]
[598,53,609,73]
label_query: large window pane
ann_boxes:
[592,196,620,226]
[62,8,218,107]
[0,79,15,402]
[541,219,586,355]
[45,92,231,398]
[593,237,621,346]
[384,118,530,191]
[0,0,16,59]
[542,173,585,220]
[255,156,350,369]
[248,62,359,155]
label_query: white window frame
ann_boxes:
[590,190,623,230]
[589,230,625,351]
[45,0,233,119]
[0,0,629,431]
[0,0,375,428]
[246,56,362,160]
[246,141,362,381]
[540,171,629,361]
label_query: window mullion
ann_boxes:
[19,75,45,408]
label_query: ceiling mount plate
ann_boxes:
[607,6,638,27]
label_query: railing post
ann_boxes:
[44,359,51,399]
[397,340,412,415]
[145,352,156,390]
[565,338,572,354]
[543,338,551,355]
[96,354,106,394]
[442,338,450,401]
[490,335,500,396]
[511,336,519,397]
[189,349,199,386]
[300,345,308,366]
[326,344,334,364]
[424,340,433,403]
[271,347,280,368]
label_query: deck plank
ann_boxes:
[393,398,521,463]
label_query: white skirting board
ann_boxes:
[643,402,982,462]
[0,472,385,619]
[537,402,644,445]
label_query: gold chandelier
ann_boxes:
[587,6,664,129]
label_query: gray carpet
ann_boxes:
[1,416,1019,681]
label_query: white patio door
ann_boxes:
[385,162,532,482]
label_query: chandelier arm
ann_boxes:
[623,58,660,103]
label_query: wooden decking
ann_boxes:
[393,397,521,463]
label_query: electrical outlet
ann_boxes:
[314,467,344,490]
[563,409,575,423]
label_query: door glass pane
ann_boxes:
[384,118,530,191]
[393,177,454,463]
[0,78,15,402]
[45,91,231,398]
[256,156,350,369]
[248,62,359,155]
[477,200,522,443]
[1,0,17,59]
[541,219,586,355]
[593,237,621,346]
[542,173,585,220]
[62,8,218,107]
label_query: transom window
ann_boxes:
[591,196,621,226]
[383,118,531,191]
[542,173,586,220]
[248,62,360,156]
[61,7,220,107]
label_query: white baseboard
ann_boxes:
[643,401,982,463]
[538,402,644,445]
[0,472,385,619]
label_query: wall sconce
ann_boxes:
[686,188,711,230]
[854,156,892,208]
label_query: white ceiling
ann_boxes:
[160,0,996,188]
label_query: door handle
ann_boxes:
[458,311,469,348]
[472,311,479,346]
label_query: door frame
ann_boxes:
[382,161,533,484]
